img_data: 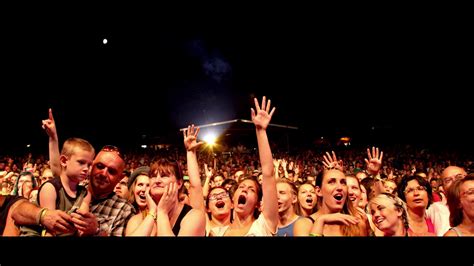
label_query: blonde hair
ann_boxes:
[61,138,95,157]
[369,193,409,230]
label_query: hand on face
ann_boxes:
[157,182,178,216]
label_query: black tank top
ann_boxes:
[172,204,192,236]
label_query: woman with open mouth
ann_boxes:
[209,97,279,236]
[295,183,318,217]
[206,186,232,236]
[294,168,371,236]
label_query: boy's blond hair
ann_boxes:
[61,138,95,157]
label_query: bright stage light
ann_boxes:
[203,133,217,145]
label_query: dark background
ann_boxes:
[1,8,471,156]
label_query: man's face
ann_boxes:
[441,166,467,191]
[90,151,125,198]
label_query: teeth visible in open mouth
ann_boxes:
[216,201,225,208]
[334,194,343,201]
[306,198,313,203]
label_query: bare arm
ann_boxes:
[126,187,158,236]
[125,213,156,236]
[202,164,213,199]
[293,217,313,236]
[183,125,205,211]
[251,96,279,232]
[177,209,206,236]
[42,108,61,177]
[11,200,75,235]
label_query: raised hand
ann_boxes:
[42,108,57,140]
[204,163,213,179]
[183,124,204,152]
[273,159,280,169]
[251,96,276,131]
[145,187,157,212]
[322,151,344,172]
[364,147,384,175]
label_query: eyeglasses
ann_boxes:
[442,174,465,185]
[404,185,426,194]
[208,191,230,201]
[101,145,123,159]
[462,188,474,197]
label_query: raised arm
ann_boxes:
[251,96,278,232]
[183,125,205,211]
[42,108,61,177]
[202,163,213,199]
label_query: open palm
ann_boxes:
[251,96,275,130]
[183,125,204,152]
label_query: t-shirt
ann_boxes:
[210,213,277,236]
[426,202,450,236]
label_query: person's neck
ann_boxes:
[279,208,298,227]
[388,221,407,237]
[232,211,255,227]
[320,203,341,215]
[300,206,312,217]
[211,214,231,227]
[92,189,113,200]
[408,207,425,223]
[60,173,79,192]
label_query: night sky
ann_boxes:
[1,11,471,155]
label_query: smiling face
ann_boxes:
[369,195,404,236]
[317,169,347,213]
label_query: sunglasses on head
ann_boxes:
[101,145,123,159]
